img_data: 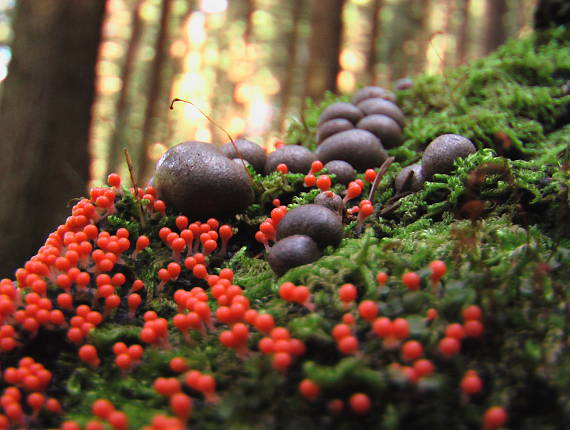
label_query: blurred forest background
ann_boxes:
[0,0,555,276]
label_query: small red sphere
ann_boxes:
[372,317,393,338]
[293,286,310,304]
[271,327,290,340]
[445,323,465,340]
[170,357,188,373]
[107,173,121,188]
[310,160,323,174]
[349,393,371,415]
[339,283,357,303]
[327,399,344,414]
[316,175,332,191]
[112,342,128,355]
[464,320,484,338]
[402,271,421,291]
[413,359,435,377]
[272,352,292,371]
[279,282,296,301]
[342,313,355,325]
[438,337,461,357]
[426,308,438,321]
[108,410,129,430]
[170,393,193,420]
[401,340,423,362]
[304,174,317,187]
[332,323,352,341]
[79,344,98,364]
[92,399,115,419]
[461,372,483,395]
[255,314,275,334]
[483,406,508,430]
[364,169,377,183]
[429,260,447,280]
[358,300,378,321]
[298,379,320,401]
[115,354,132,370]
[463,305,483,321]
[392,318,410,339]
[376,271,388,285]
[338,335,359,355]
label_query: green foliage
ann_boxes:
[4,30,570,430]
[399,27,570,160]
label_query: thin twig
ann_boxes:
[169,98,254,184]
[368,156,395,202]
[124,148,146,228]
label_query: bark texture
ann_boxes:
[484,0,507,54]
[304,0,346,101]
[106,0,144,176]
[0,0,106,277]
[137,0,172,181]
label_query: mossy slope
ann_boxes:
[1,29,569,430]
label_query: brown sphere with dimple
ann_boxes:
[352,86,397,104]
[323,160,356,185]
[317,129,388,171]
[276,204,344,249]
[265,145,317,175]
[395,163,425,193]
[154,141,254,218]
[357,114,402,149]
[314,191,343,213]
[318,102,364,126]
[221,139,267,173]
[268,235,321,276]
[356,98,406,129]
[394,78,413,91]
[317,118,354,143]
[421,134,476,180]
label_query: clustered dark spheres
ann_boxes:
[153,86,475,275]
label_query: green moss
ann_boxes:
[4,29,570,430]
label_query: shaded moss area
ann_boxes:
[2,30,570,429]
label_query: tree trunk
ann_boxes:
[456,0,471,66]
[277,0,304,133]
[304,0,346,101]
[412,0,432,75]
[365,0,384,85]
[441,0,456,69]
[388,0,429,80]
[137,0,172,181]
[243,0,255,45]
[484,0,507,54]
[106,0,144,177]
[0,0,106,278]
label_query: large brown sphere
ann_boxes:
[318,102,364,126]
[317,118,354,143]
[395,163,425,193]
[268,235,321,276]
[265,145,316,174]
[316,129,388,171]
[153,141,254,219]
[421,134,476,180]
[323,160,356,185]
[356,98,406,129]
[221,139,267,174]
[351,86,397,104]
[276,204,344,249]
[357,114,403,149]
